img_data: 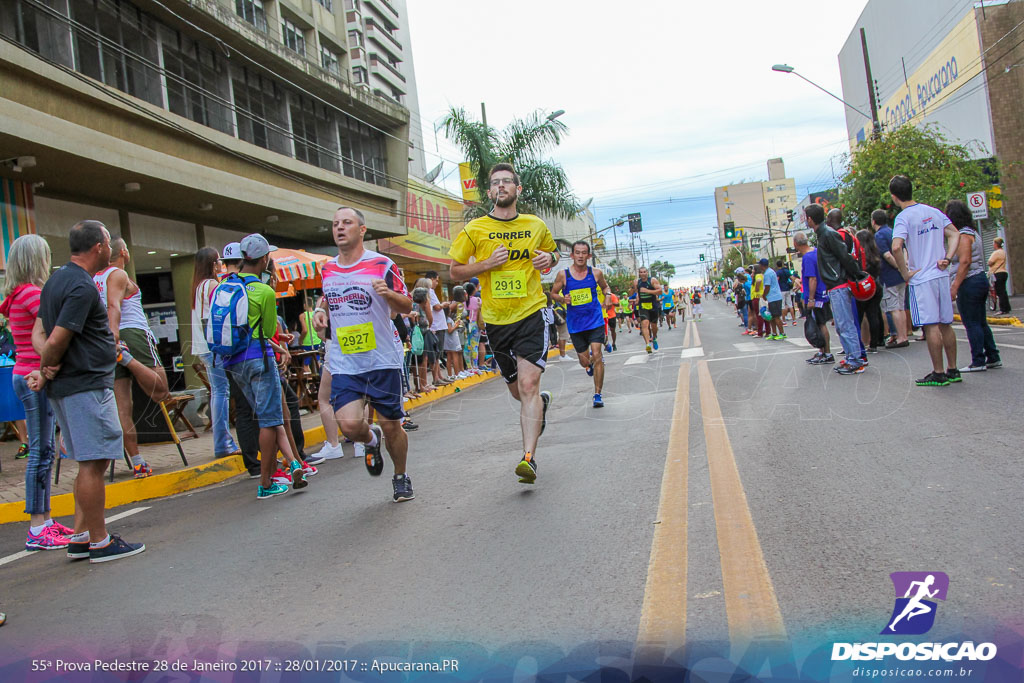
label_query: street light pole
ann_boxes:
[771,64,874,121]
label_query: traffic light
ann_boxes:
[627,213,642,233]
[699,253,705,262]
[724,221,735,239]
[786,209,794,222]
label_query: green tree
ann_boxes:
[721,246,756,276]
[442,107,579,220]
[605,270,635,296]
[648,260,676,282]
[838,124,996,230]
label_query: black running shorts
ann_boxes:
[638,303,660,324]
[569,325,606,351]
[485,308,551,384]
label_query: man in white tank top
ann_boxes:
[94,238,170,477]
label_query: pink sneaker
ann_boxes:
[26,526,71,551]
[302,463,318,477]
[271,468,292,485]
[50,520,74,536]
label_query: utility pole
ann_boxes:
[860,28,881,138]
[764,204,777,259]
[480,102,487,128]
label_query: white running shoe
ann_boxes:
[318,440,346,460]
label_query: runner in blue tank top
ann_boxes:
[551,241,612,408]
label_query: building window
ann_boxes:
[320,45,339,74]
[281,17,305,56]
[338,113,386,185]
[231,67,290,156]
[352,65,367,83]
[161,26,232,134]
[348,29,363,47]
[314,0,333,10]
[235,0,266,32]
[290,94,340,172]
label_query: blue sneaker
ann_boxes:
[605,342,612,353]
[88,535,146,564]
[392,473,415,502]
[257,482,289,499]
[586,363,594,376]
[653,339,659,350]
[593,393,604,408]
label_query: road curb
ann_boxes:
[0,367,510,525]
[953,314,1023,327]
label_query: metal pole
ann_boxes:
[480,102,487,128]
[860,28,881,137]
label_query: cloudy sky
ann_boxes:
[405,0,869,284]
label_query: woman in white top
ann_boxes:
[191,247,239,456]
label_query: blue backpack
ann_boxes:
[206,274,261,363]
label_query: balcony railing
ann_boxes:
[365,0,399,20]
[365,18,402,52]
[369,52,405,83]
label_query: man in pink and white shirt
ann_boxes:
[312,207,415,503]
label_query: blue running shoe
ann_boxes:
[593,393,604,408]
[392,473,415,502]
[653,339,659,350]
[605,342,612,353]
[88,535,146,564]
[586,363,593,376]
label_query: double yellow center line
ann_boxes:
[636,320,785,653]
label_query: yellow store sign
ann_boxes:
[376,177,465,265]
[878,10,982,132]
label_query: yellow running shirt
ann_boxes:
[448,213,557,326]
[752,273,765,298]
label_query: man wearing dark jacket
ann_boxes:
[806,204,867,374]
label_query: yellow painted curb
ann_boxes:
[0,365,508,525]
[0,456,247,524]
[953,313,1023,327]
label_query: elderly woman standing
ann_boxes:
[0,234,73,550]
[946,200,1001,372]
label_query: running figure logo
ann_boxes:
[882,572,949,635]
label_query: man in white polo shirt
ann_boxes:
[889,175,962,387]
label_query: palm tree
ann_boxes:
[442,107,579,220]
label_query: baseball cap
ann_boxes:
[759,258,770,266]
[469,277,480,286]
[240,234,278,260]
[222,242,242,261]
[734,267,744,275]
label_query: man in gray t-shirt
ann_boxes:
[32,220,146,564]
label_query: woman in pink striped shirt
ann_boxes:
[0,235,72,550]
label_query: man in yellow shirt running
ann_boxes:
[449,163,560,484]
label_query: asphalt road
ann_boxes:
[0,300,1020,676]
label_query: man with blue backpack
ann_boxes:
[207,234,308,500]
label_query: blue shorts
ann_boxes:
[331,369,404,421]
[225,357,284,428]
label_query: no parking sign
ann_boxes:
[967,191,988,220]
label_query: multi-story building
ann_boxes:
[714,158,799,264]
[838,0,1021,292]
[344,0,425,176]
[0,0,414,390]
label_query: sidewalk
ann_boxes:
[0,367,504,524]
